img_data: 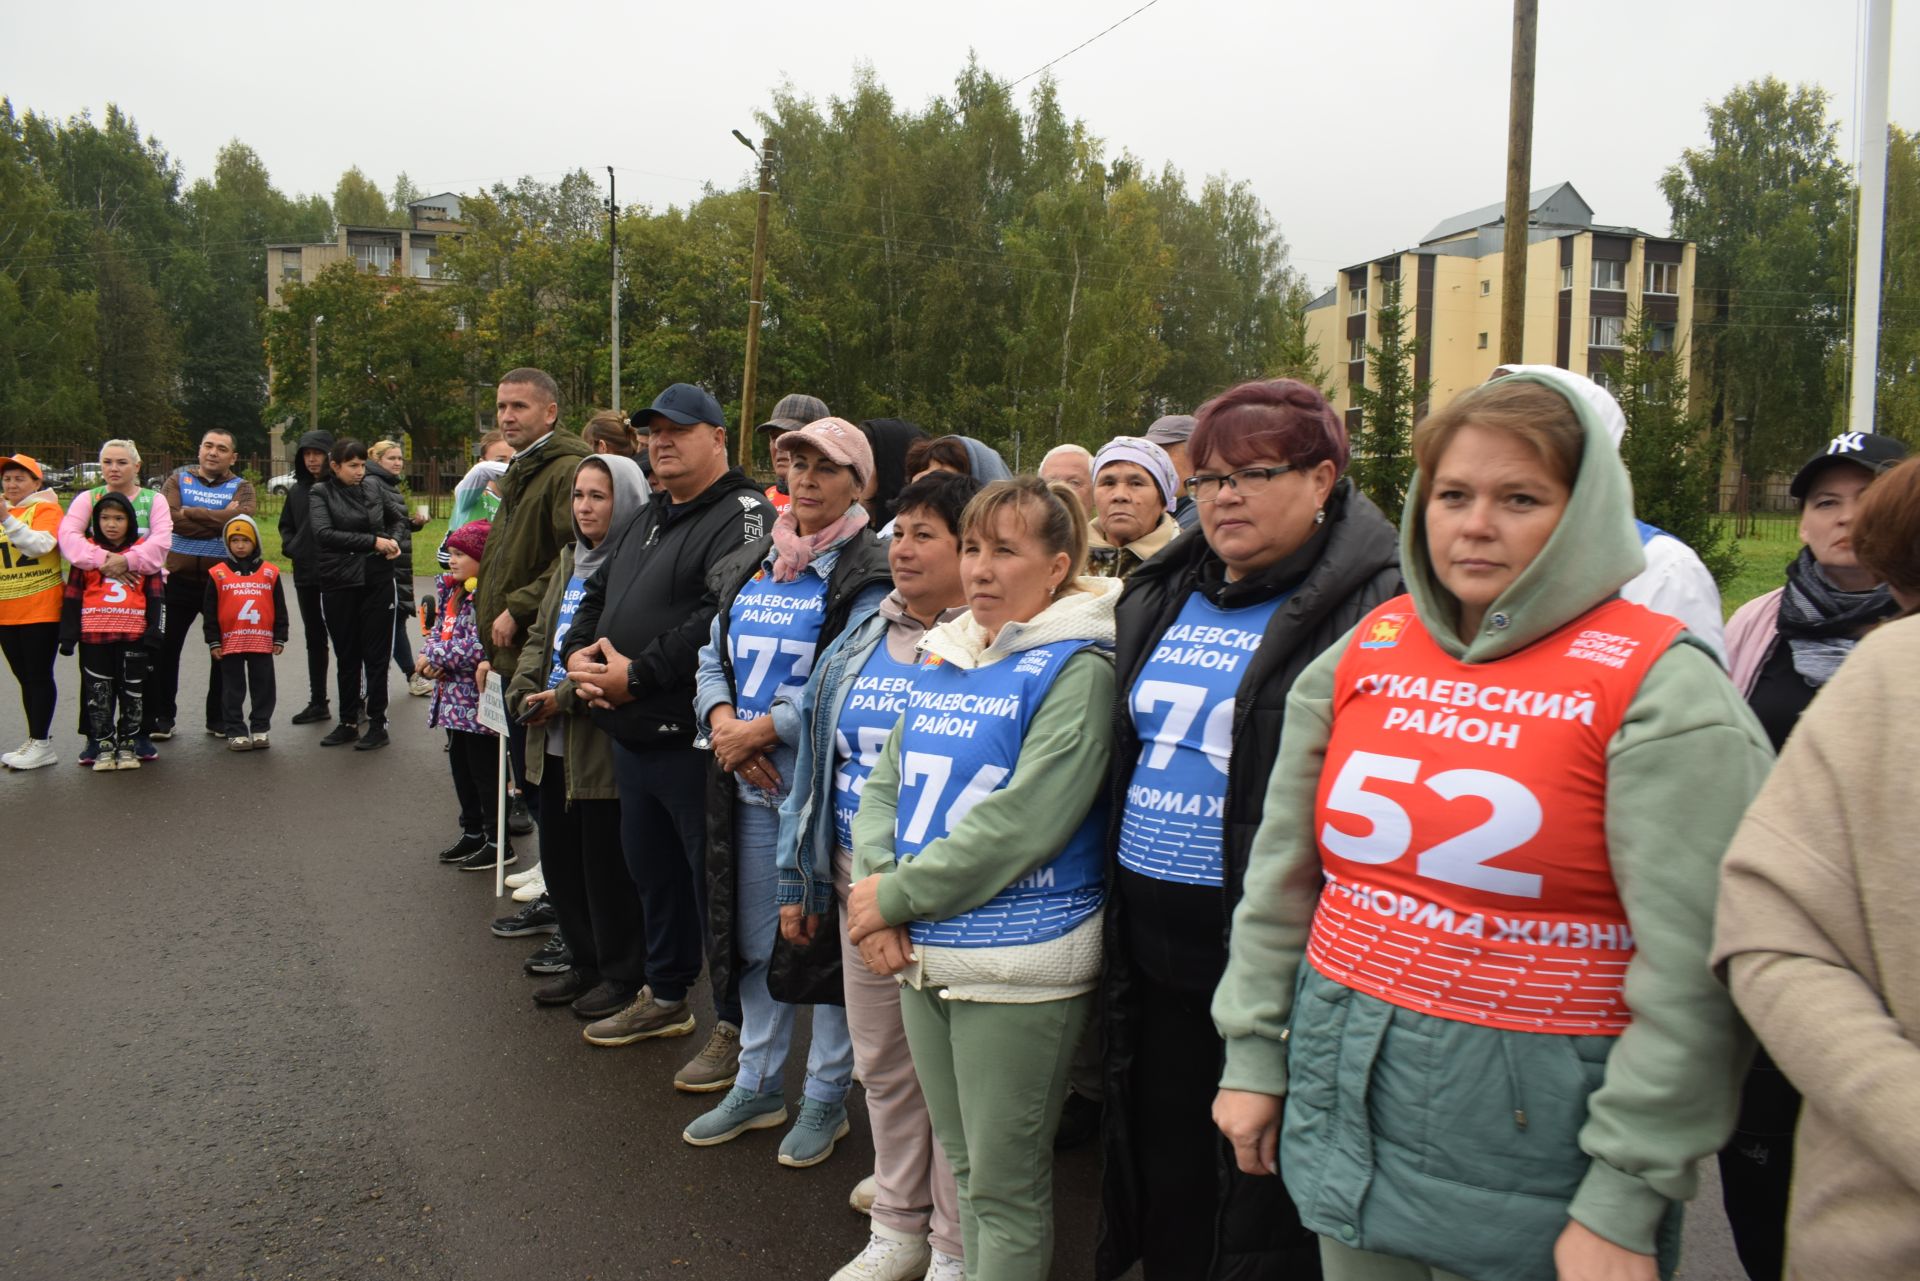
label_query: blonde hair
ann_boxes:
[371,439,404,462]
[99,438,141,466]
[960,476,1090,596]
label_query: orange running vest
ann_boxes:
[1305,596,1682,1036]
[0,500,63,625]
[80,572,151,638]
[209,562,279,654]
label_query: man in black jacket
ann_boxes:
[565,383,771,1090]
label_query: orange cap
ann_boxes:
[2,454,44,482]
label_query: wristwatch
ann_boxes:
[625,657,642,699]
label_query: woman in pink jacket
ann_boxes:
[58,439,173,580]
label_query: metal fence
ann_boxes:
[1716,477,1800,538]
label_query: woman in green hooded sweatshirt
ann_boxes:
[1211,373,1772,1281]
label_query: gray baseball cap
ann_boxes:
[757,393,831,435]
[1143,414,1196,447]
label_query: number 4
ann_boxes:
[1320,750,1544,898]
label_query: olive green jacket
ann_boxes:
[474,428,593,678]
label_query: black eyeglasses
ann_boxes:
[1185,464,1297,502]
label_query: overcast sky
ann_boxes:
[5,0,1915,290]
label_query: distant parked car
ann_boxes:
[40,464,76,490]
[267,471,296,496]
[74,463,104,490]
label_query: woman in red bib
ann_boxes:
[1210,374,1773,1281]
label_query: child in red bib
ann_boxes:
[202,515,287,750]
[57,492,164,771]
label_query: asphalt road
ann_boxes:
[1,607,1748,1280]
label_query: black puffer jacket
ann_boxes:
[701,529,892,1008]
[277,430,334,572]
[307,475,408,593]
[1096,479,1402,1281]
[563,468,774,747]
[364,462,418,611]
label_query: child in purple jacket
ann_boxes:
[416,520,510,871]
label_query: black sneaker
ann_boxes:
[148,722,175,742]
[571,980,641,1020]
[354,724,391,751]
[525,933,572,975]
[506,795,534,835]
[290,702,331,726]
[490,898,557,938]
[319,722,359,747]
[437,832,488,864]
[533,970,593,1005]
[459,841,517,872]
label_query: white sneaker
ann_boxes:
[828,1226,931,1281]
[923,1249,964,1281]
[1,737,30,766]
[408,674,434,697]
[504,864,543,889]
[849,1173,878,1215]
[511,874,546,903]
[3,739,57,771]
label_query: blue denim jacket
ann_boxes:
[695,544,872,809]
[773,602,892,914]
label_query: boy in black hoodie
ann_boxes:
[58,492,164,770]
[202,514,288,750]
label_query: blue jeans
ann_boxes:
[733,799,853,1103]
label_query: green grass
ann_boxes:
[250,491,448,581]
[1714,517,1801,619]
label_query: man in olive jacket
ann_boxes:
[473,367,593,683]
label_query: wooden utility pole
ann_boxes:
[1499,0,1538,364]
[737,136,774,468]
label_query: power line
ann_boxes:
[1010,0,1164,87]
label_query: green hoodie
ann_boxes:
[1210,371,1772,1267]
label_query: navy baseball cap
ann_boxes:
[633,383,726,430]
[1790,431,1910,499]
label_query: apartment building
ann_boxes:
[1304,182,1696,427]
[265,192,465,309]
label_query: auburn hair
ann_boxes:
[1411,380,1583,504]
[1852,456,1920,610]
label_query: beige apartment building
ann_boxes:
[264,194,465,471]
[265,192,465,309]
[1304,182,1696,427]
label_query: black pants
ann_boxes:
[293,577,329,706]
[447,729,501,836]
[149,569,220,733]
[78,641,148,747]
[611,741,739,1020]
[1718,1048,1800,1281]
[538,755,646,986]
[1,621,59,739]
[218,651,276,735]
[322,579,394,727]
[1122,967,1319,1281]
[392,579,415,678]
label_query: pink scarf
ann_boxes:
[770,504,869,582]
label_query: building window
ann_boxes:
[1477,332,1489,349]
[1646,261,1679,295]
[410,244,435,280]
[1650,321,1677,352]
[1590,315,1626,348]
[1349,287,1368,315]
[281,255,301,284]
[1591,259,1626,291]
[353,242,396,273]
[1593,367,1617,392]
[1348,336,1365,362]
[1561,263,1573,290]
[1479,279,1491,296]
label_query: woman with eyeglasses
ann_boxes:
[1096,379,1402,1281]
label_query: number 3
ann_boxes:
[1320,750,1544,898]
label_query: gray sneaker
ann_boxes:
[674,1021,742,1093]
[581,986,697,1048]
[682,1085,788,1147]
